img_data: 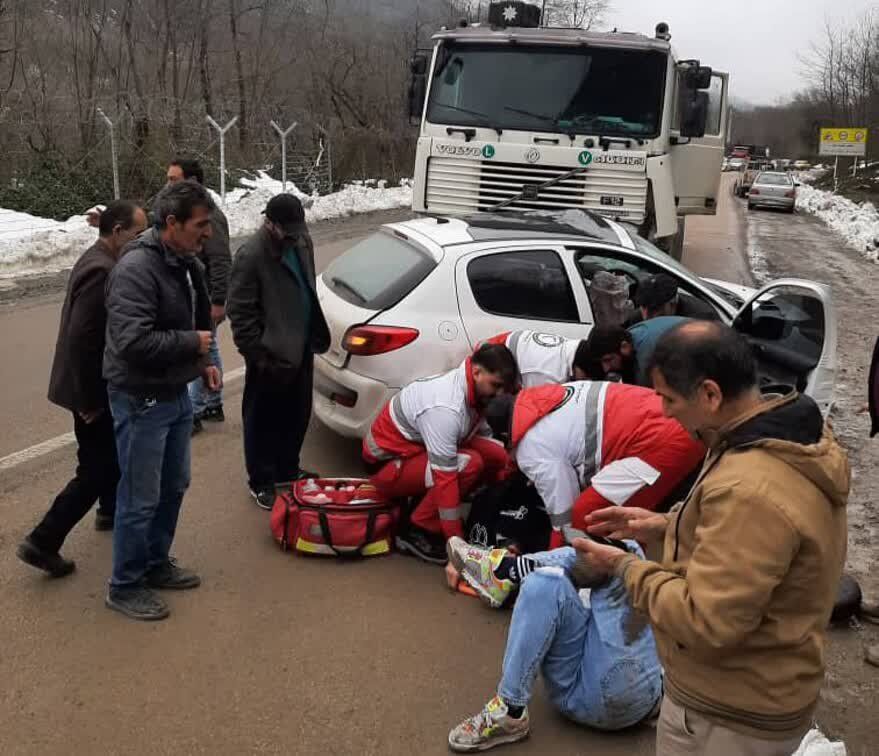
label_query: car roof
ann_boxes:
[389,210,624,248]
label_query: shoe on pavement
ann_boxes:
[448,696,530,753]
[16,537,76,578]
[145,560,201,590]
[105,586,170,621]
[95,510,114,532]
[201,405,225,423]
[447,537,514,609]
[250,485,276,510]
[191,416,204,436]
[395,524,448,565]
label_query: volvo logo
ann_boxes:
[524,147,541,164]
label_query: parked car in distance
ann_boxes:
[728,157,747,172]
[313,211,837,438]
[749,171,797,213]
[793,159,812,171]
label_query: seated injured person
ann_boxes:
[483,381,705,550]
[443,531,665,751]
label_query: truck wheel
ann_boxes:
[748,202,754,210]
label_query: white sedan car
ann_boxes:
[314,212,837,438]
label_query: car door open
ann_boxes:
[732,279,837,412]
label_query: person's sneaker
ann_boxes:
[16,537,76,578]
[191,416,204,436]
[201,405,225,423]
[395,524,448,565]
[447,537,514,609]
[448,696,530,753]
[94,510,114,532]
[145,560,201,590]
[249,486,276,510]
[105,586,170,621]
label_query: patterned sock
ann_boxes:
[493,555,536,585]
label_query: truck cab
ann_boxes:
[408,5,729,259]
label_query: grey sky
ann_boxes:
[604,0,876,104]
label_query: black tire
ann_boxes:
[831,573,862,623]
[747,202,754,211]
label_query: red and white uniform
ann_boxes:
[363,358,508,538]
[485,330,580,388]
[510,381,705,545]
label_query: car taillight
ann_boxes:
[750,188,760,195]
[785,189,795,198]
[343,325,419,356]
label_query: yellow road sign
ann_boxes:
[819,128,868,156]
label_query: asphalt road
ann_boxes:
[0,181,843,755]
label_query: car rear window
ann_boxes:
[322,231,437,311]
[757,173,792,185]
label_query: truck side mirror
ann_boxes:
[408,54,428,124]
[680,91,709,138]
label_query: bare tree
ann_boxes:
[543,0,608,29]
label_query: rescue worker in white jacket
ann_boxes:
[483,330,592,388]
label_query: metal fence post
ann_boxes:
[317,125,333,191]
[96,108,120,199]
[270,120,298,191]
[206,115,238,203]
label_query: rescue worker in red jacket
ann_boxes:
[363,344,519,565]
[485,381,706,547]
[483,330,592,388]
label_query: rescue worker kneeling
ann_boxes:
[485,381,705,549]
[363,344,518,565]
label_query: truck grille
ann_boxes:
[425,157,648,221]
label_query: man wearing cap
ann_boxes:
[227,194,330,509]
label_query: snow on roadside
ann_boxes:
[0,173,413,279]
[795,182,879,263]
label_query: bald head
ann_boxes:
[649,321,758,400]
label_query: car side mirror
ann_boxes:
[680,91,709,138]
[408,54,428,125]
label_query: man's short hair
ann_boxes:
[152,181,215,229]
[98,200,141,237]
[472,343,519,391]
[170,157,205,185]
[572,339,601,378]
[649,321,758,400]
[585,325,632,358]
[636,274,679,312]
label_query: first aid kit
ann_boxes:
[270,478,399,558]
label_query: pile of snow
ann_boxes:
[0,174,413,278]
[796,183,879,262]
[792,727,846,756]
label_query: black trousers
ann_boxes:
[242,355,314,490]
[29,409,119,553]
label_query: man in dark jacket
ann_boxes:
[103,181,220,622]
[17,201,147,578]
[167,158,232,431]
[227,194,330,509]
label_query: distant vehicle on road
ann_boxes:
[727,157,747,171]
[748,171,797,213]
[735,159,772,197]
[772,159,792,171]
[793,160,812,171]
[314,211,837,438]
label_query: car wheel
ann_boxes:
[831,573,862,623]
[747,202,754,210]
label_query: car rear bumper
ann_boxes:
[749,195,795,209]
[312,354,396,439]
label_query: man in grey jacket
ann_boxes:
[227,194,330,509]
[103,180,220,621]
[166,158,232,432]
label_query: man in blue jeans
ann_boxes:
[444,538,662,752]
[103,180,220,621]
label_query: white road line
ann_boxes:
[0,365,247,473]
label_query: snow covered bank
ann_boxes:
[796,183,879,262]
[0,173,413,279]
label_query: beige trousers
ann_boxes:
[655,696,808,756]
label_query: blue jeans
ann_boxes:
[108,388,193,589]
[188,328,223,415]
[499,546,662,730]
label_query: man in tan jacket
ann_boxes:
[577,320,849,756]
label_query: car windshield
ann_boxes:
[756,173,792,185]
[427,43,668,138]
[322,231,437,311]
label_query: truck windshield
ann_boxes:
[427,43,667,138]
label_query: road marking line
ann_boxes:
[0,365,247,473]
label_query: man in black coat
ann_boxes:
[166,158,232,431]
[227,194,330,509]
[103,181,220,622]
[17,201,147,578]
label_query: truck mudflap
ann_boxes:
[646,156,677,238]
